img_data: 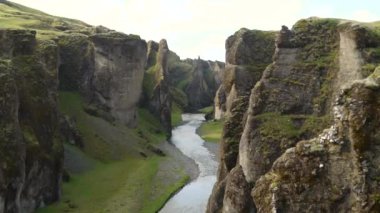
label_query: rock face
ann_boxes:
[208,18,380,212]
[214,28,276,120]
[90,33,147,127]
[185,58,225,111]
[58,31,147,127]
[143,40,172,137]
[207,28,276,213]
[0,29,62,212]
[166,52,225,112]
[253,70,380,212]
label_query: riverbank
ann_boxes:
[37,93,199,213]
[160,114,219,212]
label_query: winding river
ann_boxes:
[160,114,218,213]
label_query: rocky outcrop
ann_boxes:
[166,53,225,112]
[0,29,62,212]
[207,28,276,212]
[90,32,147,127]
[213,28,276,120]
[143,40,172,137]
[185,58,222,111]
[208,18,380,212]
[58,31,147,127]
[253,69,380,212]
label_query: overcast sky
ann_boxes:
[11,0,380,61]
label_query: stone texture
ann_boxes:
[185,58,225,111]
[209,18,380,213]
[58,32,147,127]
[0,29,62,213]
[253,71,380,212]
[207,28,276,213]
[143,39,172,137]
[90,32,147,127]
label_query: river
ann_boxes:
[160,114,218,213]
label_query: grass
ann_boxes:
[0,1,89,40]
[255,112,332,141]
[141,173,189,213]
[38,156,164,213]
[40,92,188,213]
[198,105,214,114]
[198,120,223,143]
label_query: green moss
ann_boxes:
[143,65,158,99]
[169,86,188,110]
[362,63,377,77]
[58,34,91,91]
[171,103,183,127]
[256,113,301,140]
[198,120,224,143]
[256,113,332,141]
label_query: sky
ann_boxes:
[11,0,380,61]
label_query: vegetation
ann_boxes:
[0,1,89,40]
[37,92,187,212]
[255,112,332,141]
[198,120,224,143]
[171,103,183,127]
[198,106,214,114]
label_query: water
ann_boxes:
[160,114,218,213]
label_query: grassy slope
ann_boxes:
[198,120,223,143]
[0,1,90,39]
[37,92,187,213]
[197,106,223,143]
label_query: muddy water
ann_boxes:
[160,114,218,213]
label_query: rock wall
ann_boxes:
[0,25,148,213]
[0,29,62,212]
[253,68,380,212]
[58,29,147,127]
[213,28,276,120]
[166,52,225,112]
[207,28,276,212]
[143,40,172,137]
[208,18,380,212]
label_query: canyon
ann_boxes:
[1,1,380,213]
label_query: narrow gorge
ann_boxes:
[1,1,380,213]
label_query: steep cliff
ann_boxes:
[58,31,147,127]
[185,58,225,111]
[143,40,172,137]
[166,52,225,113]
[208,18,380,212]
[253,68,380,212]
[0,29,62,212]
[208,28,276,212]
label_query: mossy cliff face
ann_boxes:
[90,32,147,127]
[164,50,224,113]
[143,40,172,137]
[58,29,147,127]
[0,29,62,212]
[184,58,225,111]
[207,28,276,213]
[208,18,380,212]
[253,71,380,212]
[214,28,276,120]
